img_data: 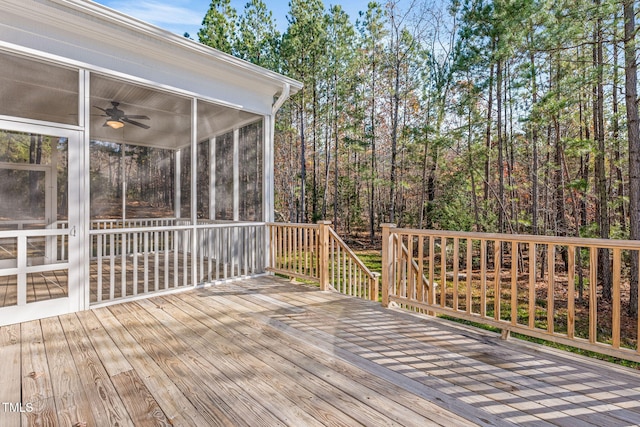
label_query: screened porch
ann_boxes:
[0,42,289,325]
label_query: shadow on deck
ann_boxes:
[2,275,640,426]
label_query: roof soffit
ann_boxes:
[1,0,302,97]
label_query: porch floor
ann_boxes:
[2,276,640,426]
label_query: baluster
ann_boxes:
[132,232,138,295]
[466,239,472,314]
[428,236,435,308]
[97,235,103,303]
[589,247,597,344]
[417,236,424,303]
[493,240,501,321]
[440,237,447,307]
[511,242,518,326]
[547,244,555,334]
[528,243,536,329]
[453,238,459,310]
[567,246,575,338]
[154,231,160,291]
[121,233,127,298]
[109,233,115,300]
[612,248,621,349]
[144,232,149,294]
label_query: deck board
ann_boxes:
[2,275,640,426]
[0,323,21,427]
[40,317,96,426]
[21,320,57,426]
[58,313,134,427]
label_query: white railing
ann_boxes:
[194,223,266,284]
[89,221,266,305]
[90,218,178,230]
[0,228,70,306]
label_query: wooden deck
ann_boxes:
[2,276,640,426]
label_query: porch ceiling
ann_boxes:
[0,51,261,150]
[91,75,260,150]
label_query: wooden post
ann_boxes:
[370,272,381,301]
[317,221,331,291]
[381,223,396,307]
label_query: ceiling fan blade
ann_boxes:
[123,115,150,120]
[93,106,108,113]
[122,118,150,129]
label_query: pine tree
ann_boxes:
[236,0,280,70]
[198,0,238,54]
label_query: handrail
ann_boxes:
[327,227,380,300]
[386,226,640,250]
[267,222,379,300]
[0,228,69,238]
[89,221,265,235]
[381,224,640,363]
[328,228,374,278]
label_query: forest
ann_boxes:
[196,0,640,249]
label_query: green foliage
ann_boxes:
[193,0,639,243]
[198,0,237,54]
[235,0,280,70]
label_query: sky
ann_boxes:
[92,0,377,38]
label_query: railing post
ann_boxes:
[370,272,381,301]
[381,223,396,307]
[317,221,332,291]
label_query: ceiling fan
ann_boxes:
[93,101,150,130]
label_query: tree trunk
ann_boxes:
[593,5,612,300]
[496,57,504,233]
[299,101,306,223]
[612,15,626,232]
[624,0,639,316]
[368,52,377,243]
[484,61,495,211]
[389,54,400,224]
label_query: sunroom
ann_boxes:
[0,0,301,325]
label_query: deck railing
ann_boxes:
[267,222,379,300]
[89,222,265,305]
[381,224,640,363]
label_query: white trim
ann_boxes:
[190,98,198,286]
[7,0,302,92]
[175,150,181,218]
[0,298,73,327]
[209,136,216,220]
[233,128,240,221]
[0,114,83,132]
[191,99,198,226]
[81,69,91,310]
[121,143,126,220]
[263,115,274,224]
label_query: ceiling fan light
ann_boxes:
[106,119,124,129]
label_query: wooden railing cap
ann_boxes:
[316,220,332,225]
[380,223,397,228]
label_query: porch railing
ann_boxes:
[89,221,265,305]
[381,224,640,363]
[267,221,379,300]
